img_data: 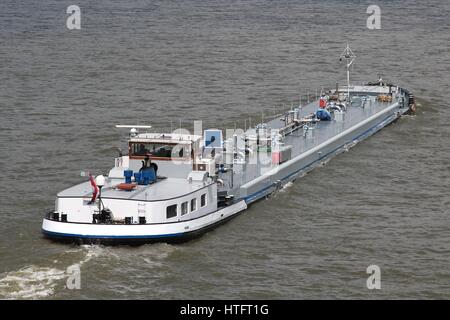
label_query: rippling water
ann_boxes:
[0,0,449,299]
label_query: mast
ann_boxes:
[339,42,356,106]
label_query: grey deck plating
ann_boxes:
[218,86,410,203]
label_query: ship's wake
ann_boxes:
[0,266,66,299]
[0,245,104,299]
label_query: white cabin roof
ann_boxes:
[130,133,202,145]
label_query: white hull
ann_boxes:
[42,200,247,244]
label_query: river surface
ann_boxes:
[0,0,449,299]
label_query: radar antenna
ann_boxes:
[115,125,152,138]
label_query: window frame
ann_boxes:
[166,204,177,219]
[190,198,197,212]
[200,194,207,207]
[181,201,188,216]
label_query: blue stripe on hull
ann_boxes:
[42,229,185,240]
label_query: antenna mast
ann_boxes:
[340,42,356,106]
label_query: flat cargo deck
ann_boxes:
[218,86,408,202]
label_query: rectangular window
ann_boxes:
[190,198,197,212]
[166,204,177,219]
[181,201,188,215]
[129,142,189,159]
[201,194,207,207]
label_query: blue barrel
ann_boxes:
[141,168,156,185]
[133,172,142,184]
[124,170,133,184]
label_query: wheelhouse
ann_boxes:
[128,133,201,162]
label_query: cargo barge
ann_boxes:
[42,44,416,244]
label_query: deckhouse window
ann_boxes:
[181,202,188,215]
[166,204,177,219]
[129,142,189,159]
[201,194,207,207]
[190,198,197,212]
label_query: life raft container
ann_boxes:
[116,183,137,191]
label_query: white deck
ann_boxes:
[57,177,210,202]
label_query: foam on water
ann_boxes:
[0,266,66,299]
[0,245,105,299]
[279,181,294,192]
